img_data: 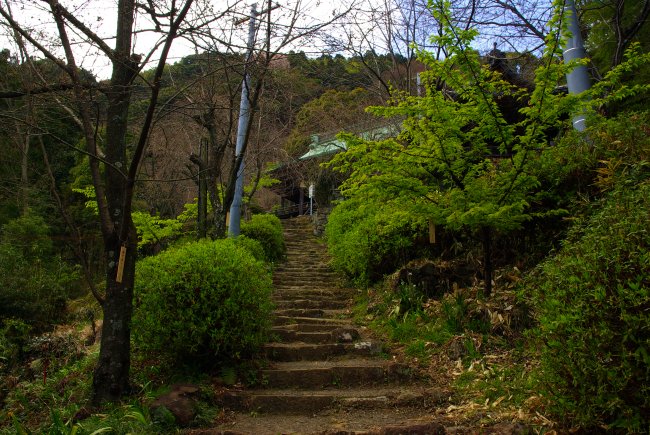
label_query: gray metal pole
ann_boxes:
[229,3,257,237]
[563,0,590,131]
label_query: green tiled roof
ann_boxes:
[298,124,400,161]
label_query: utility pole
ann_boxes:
[229,3,258,237]
[563,0,591,131]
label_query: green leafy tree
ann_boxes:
[284,88,383,156]
[328,0,579,296]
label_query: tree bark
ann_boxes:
[92,231,137,403]
[91,0,138,404]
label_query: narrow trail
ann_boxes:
[208,216,447,434]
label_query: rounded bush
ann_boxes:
[232,235,266,263]
[240,214,286,263]
[326,197,424,285]
[528,182,650,430]
[132,238,273,361]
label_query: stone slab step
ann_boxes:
[273,308,348,319]
[273,299,349,310]
[273,286,354,294]
[274,316,350,326]
[272,289,339,299]
[260,359,413,388]
[215,386,446,414]
[275,267,333,274]
[273,272,339,280]
[271,326,360,344]
[264,340,382,361]
[199,410,447,434]
[272,323,354,333]
[271,330,332,344]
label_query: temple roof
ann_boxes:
[298,123,401,161]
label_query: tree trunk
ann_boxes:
[92,0,137,403]
[92,228,137,403]
[482,226,493,298]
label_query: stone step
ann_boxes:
[215,386,446,414]
[273,283,340,291]
[274,315,350,326]
[273,289,339,299]
[271,330,332,344]
[276,266,331,272]
[275,272,333,278]
[264,340,382,361]
[271,326,360,344]
[273,299,349,310]
[273,285,352,293]
[273,278,341,287]
[273,308,348,319]
[272,323,354,332]
[201,410,446,434]
[260,359,413,389]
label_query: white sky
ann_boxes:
[1,0,352,79]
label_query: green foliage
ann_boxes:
[0,319,31,367]
[527,182,650,430]
[328,1,572,237]
[284,88,381,156]
[1,351,97,434]
[581,0,650,77]
[326,197,425,286]
[326,1,649,295]
[132,238,274,363]
[231,235,266,263]
[240,214,286,263]
[0,214,80,328]
[131,212,183,248]
[73,186,193,249]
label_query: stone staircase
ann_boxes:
[210,216,445,434]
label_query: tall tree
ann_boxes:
[0,0,222,403]
[327,0,581,296]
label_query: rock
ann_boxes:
[150,383,200,427]
[331,327,360,343]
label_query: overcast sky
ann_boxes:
[1,0,353,79]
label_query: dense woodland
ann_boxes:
[0,0,648,432]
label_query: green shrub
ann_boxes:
[240,214,286,263]
[232,235,266,263]
[132,238,274,362]
[527,182,650,431]
[0,214,80,328]
[0,319,31,369]
[326,197,425,286]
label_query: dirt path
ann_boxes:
[203,216,452,434]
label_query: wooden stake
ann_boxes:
[428,220,436,244]
[116,245,127,283]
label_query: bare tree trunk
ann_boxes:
[91,0,138,404]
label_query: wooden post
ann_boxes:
[116,245,127,283]
[428,220,436,244]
